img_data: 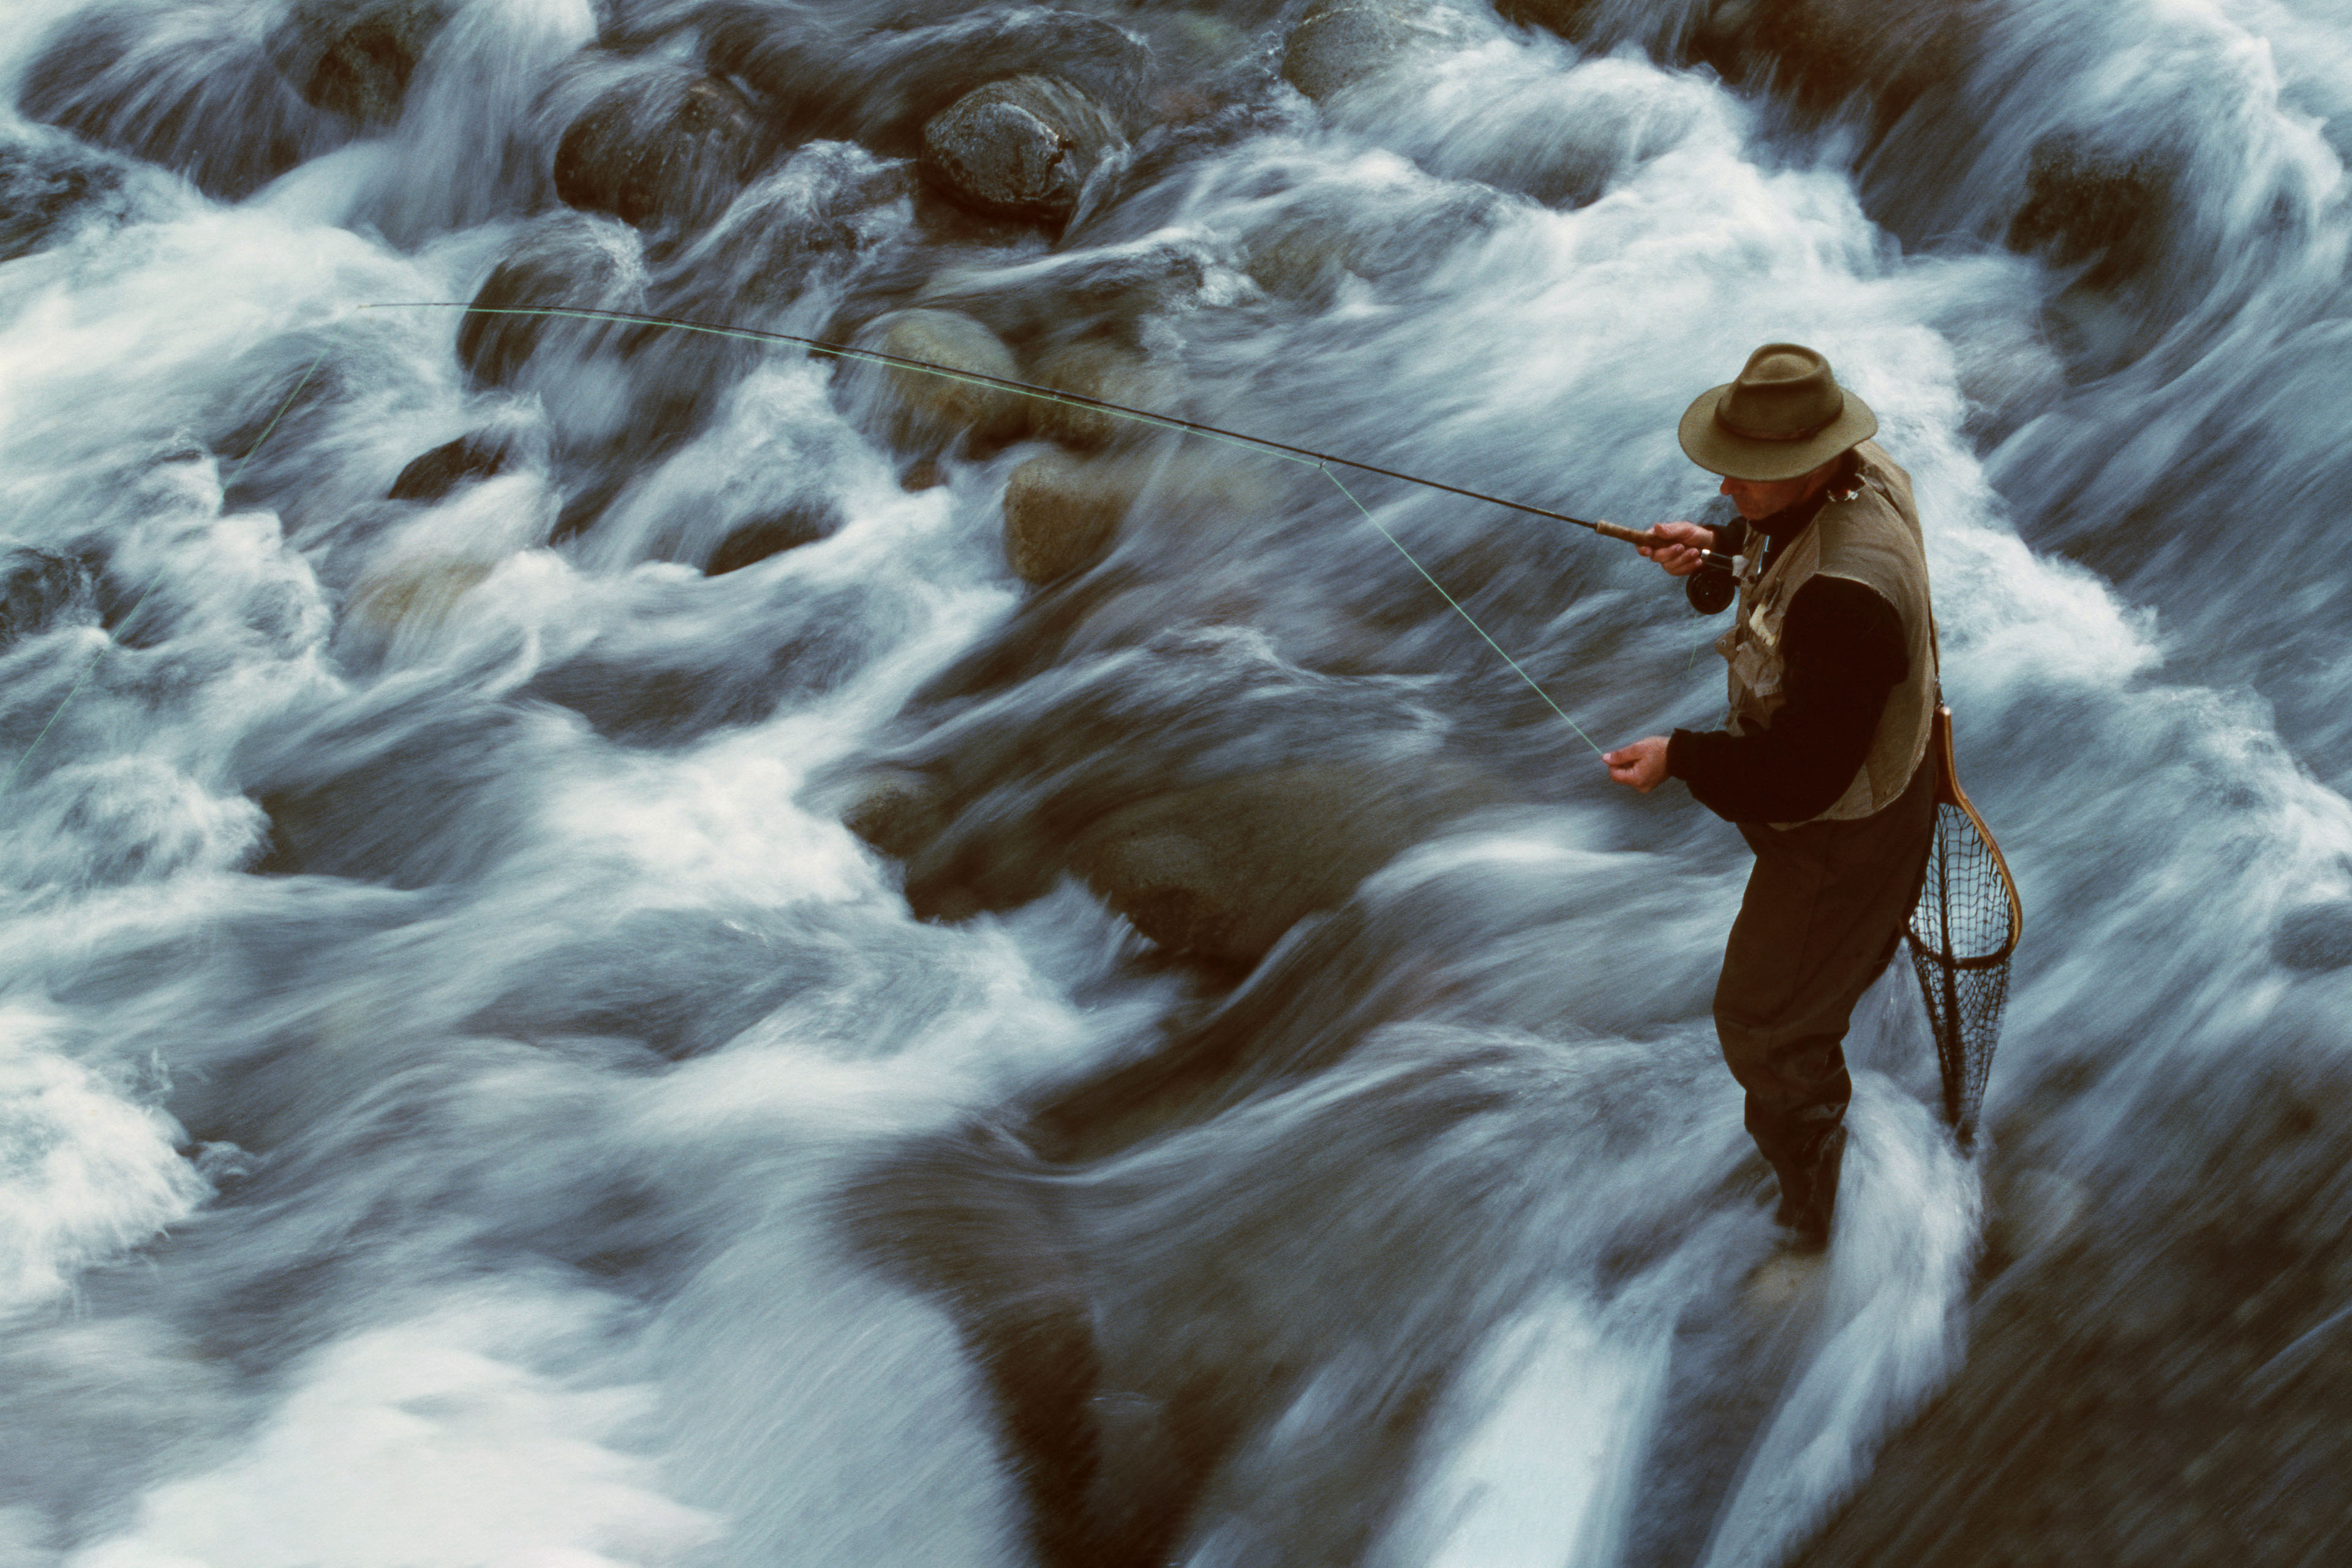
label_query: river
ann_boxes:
[2,2,2348,1566]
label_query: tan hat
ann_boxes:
[1677,342,1877,481]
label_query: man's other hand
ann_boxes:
[1636,521,1713,578]
[1604,736,1670,793]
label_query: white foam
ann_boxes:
[70,1286,717,1568]
[0,1006,206,1316]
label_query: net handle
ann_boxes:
[1925,701,2025,968]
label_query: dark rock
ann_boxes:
[2008,131,2174,287]
[552,63,767,233]
[1070,761,1510,962]
[0,546,97,650]
[387,433,514,503]
[455,214,647,390]
[661,141,912,317]
[843,766,954,864]
[711,6,1154,154]
[1281,2,1417,102]
[19,4,340,201]
[268,0,454,127]
[0,134,136,263]
[2274,901,2352,972]
[706,500,840,574]
[1696,0,1977,124]
[919,75,1125,228]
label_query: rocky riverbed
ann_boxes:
[2,2,2350,1566]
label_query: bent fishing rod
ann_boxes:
[364,302,1744,578]
[355,301,1742,755]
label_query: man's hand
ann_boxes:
[1636,521,1714,578]
[1604,736,1671,793]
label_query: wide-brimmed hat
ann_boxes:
[1677,342,1877,481]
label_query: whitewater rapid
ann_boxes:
[2,2,2350,1566]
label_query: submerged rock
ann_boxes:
[1001,451,1135,584]
[454,213,647,390]
[706,499,842,575]
[268,0,454,127]
[2274,900,2352,972]
[848,307,1028,453]
[19,3,337,200]
[0,134,141,263]
[1030,340,1172,451]
[386,432,516,503]
[1796,1048,2352,1568]
[552,63,767,233]
[0,545,97,650]
[1281,2,1419,101]
[2007,130,2174,287]
[1071,761,1510,962]
[919,75,1125,228]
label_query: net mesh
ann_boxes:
[1906,789,2019,1147]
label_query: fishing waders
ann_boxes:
[1715,755,1939,1249]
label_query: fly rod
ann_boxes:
[366,303,1743,575]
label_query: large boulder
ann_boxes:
[919,75,1125,228]
[0,132,139,264]
[454,213,647,390]
[1281,2,1419,101]
[1001,451,1134,584]
[847,307,1029,454]
[2006,130,2173,287]
[1029,340,1174,451]
[1070,761,1511,962]
[552,62,767,233]
[268,0,454,127]
[18,3,339,201]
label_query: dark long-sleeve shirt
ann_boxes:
[1665,490,1909,824]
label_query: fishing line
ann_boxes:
[0,347,336,801]
[364,301,1648,754]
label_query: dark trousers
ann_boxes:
[1714,758,1937,1227]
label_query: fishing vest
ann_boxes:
[1716,440,1936,828]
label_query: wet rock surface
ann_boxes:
[1001,450,1136,583]
[0,133,140,262]
[268,0,453,127]
[386,434,516,504]
[1281,2,1419,101]
[455,213,647,390]
[2007,130,2175,287]
[552,63,767,233]
[18,3,341,200]
[848,307,1029,453]
[1072,760,1512,962]
[920,74,1125,228]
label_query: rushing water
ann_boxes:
[2,2,2350,1566]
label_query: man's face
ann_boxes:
[1718,470,1822,520]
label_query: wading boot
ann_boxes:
[1767,1118,1847,1253]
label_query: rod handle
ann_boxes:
[1589,519,1656,546]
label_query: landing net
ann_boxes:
[1906,707,2021,1148]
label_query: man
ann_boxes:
[1603,343,1938,1251]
